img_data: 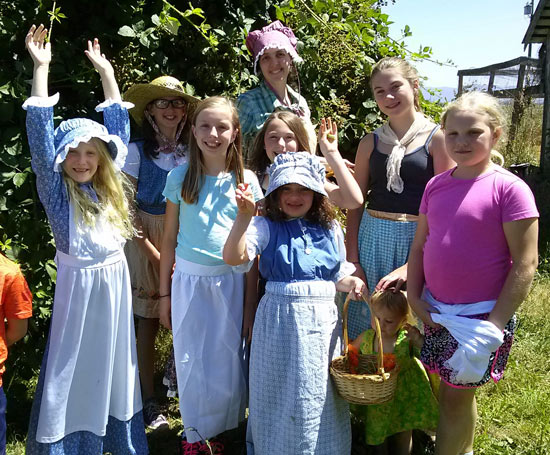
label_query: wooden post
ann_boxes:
[458,74,463,96]
[507,64,527,156]
[487,70,495,94]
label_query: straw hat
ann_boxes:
[123,76,199,126]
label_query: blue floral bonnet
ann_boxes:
[53,118,127,172]
[265,152,327,197]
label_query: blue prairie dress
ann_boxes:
[23,95,147,455]
[246,217,353,455]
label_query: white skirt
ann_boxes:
[36,250,142,443]
[171,257,247,443]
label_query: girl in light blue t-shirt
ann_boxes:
[159,96,262,454]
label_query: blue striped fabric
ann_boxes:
[346,210,418,340]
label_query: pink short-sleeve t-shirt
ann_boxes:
[420,166,538,304]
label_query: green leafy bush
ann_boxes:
[0,0,443,439]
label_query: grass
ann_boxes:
[473,275,550,454]
[501,99,543,167]
[6,274,550,454]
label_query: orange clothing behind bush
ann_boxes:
[0,253,32,386]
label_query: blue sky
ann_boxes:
[382,0,540,89]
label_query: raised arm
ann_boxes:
[24,24,66,218]
[223,184,255,266]
[84,38,121,102]
[488,217,538,331]
[318,118,363,209]
[26,24,50,98]
[85,39,130,146]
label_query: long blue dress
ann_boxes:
[246,217,352,455]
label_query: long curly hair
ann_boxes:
[264,187,336,230]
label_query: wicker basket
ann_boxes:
[330,293,400,405]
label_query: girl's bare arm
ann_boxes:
[158,200,179,330]
[489,218,538,331]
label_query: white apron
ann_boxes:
[171,256,247,443]
[36,206,141,443]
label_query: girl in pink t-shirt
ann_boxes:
[407,91,539,455]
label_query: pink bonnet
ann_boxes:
[245,20,302,74]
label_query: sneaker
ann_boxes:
[200,440,224,454]
[180,440,203,455]
[143,399,169,430]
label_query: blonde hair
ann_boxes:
[370,57,421,111]
[63,138,135,238]
[441,91,506,165]
[248,110,311,174]
[182,96,244,204]
[370,289,416,327]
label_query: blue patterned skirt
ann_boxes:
[346,210,418,340]
[247,280,350,455]
[26,343,148,455]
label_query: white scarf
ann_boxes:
[374,112,434,193]
[424,290,504,385]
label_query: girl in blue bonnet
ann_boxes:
[23,24,147,454]
[224,152,365,454]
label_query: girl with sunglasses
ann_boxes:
[122,76,199,429]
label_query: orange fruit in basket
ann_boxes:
[383,353,396,372]
[347,344,359,374]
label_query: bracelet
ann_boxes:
[159,294,170,298]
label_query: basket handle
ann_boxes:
[342,292,387,377]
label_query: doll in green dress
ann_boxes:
[351,289,439,454]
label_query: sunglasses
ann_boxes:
[152,98,186,109]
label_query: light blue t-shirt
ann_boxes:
[163,164,262,266]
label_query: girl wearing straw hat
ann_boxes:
[237,20,315,160]
[122,76,198,429]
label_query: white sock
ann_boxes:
[461,451,474,455]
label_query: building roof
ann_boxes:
[523,0,550,44]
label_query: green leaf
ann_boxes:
[5,142,21,156]
[45,262,57,281]
[118,25,136,38]
[13,172,27,188]
[139,33,150,47]
[164,17,181,35]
